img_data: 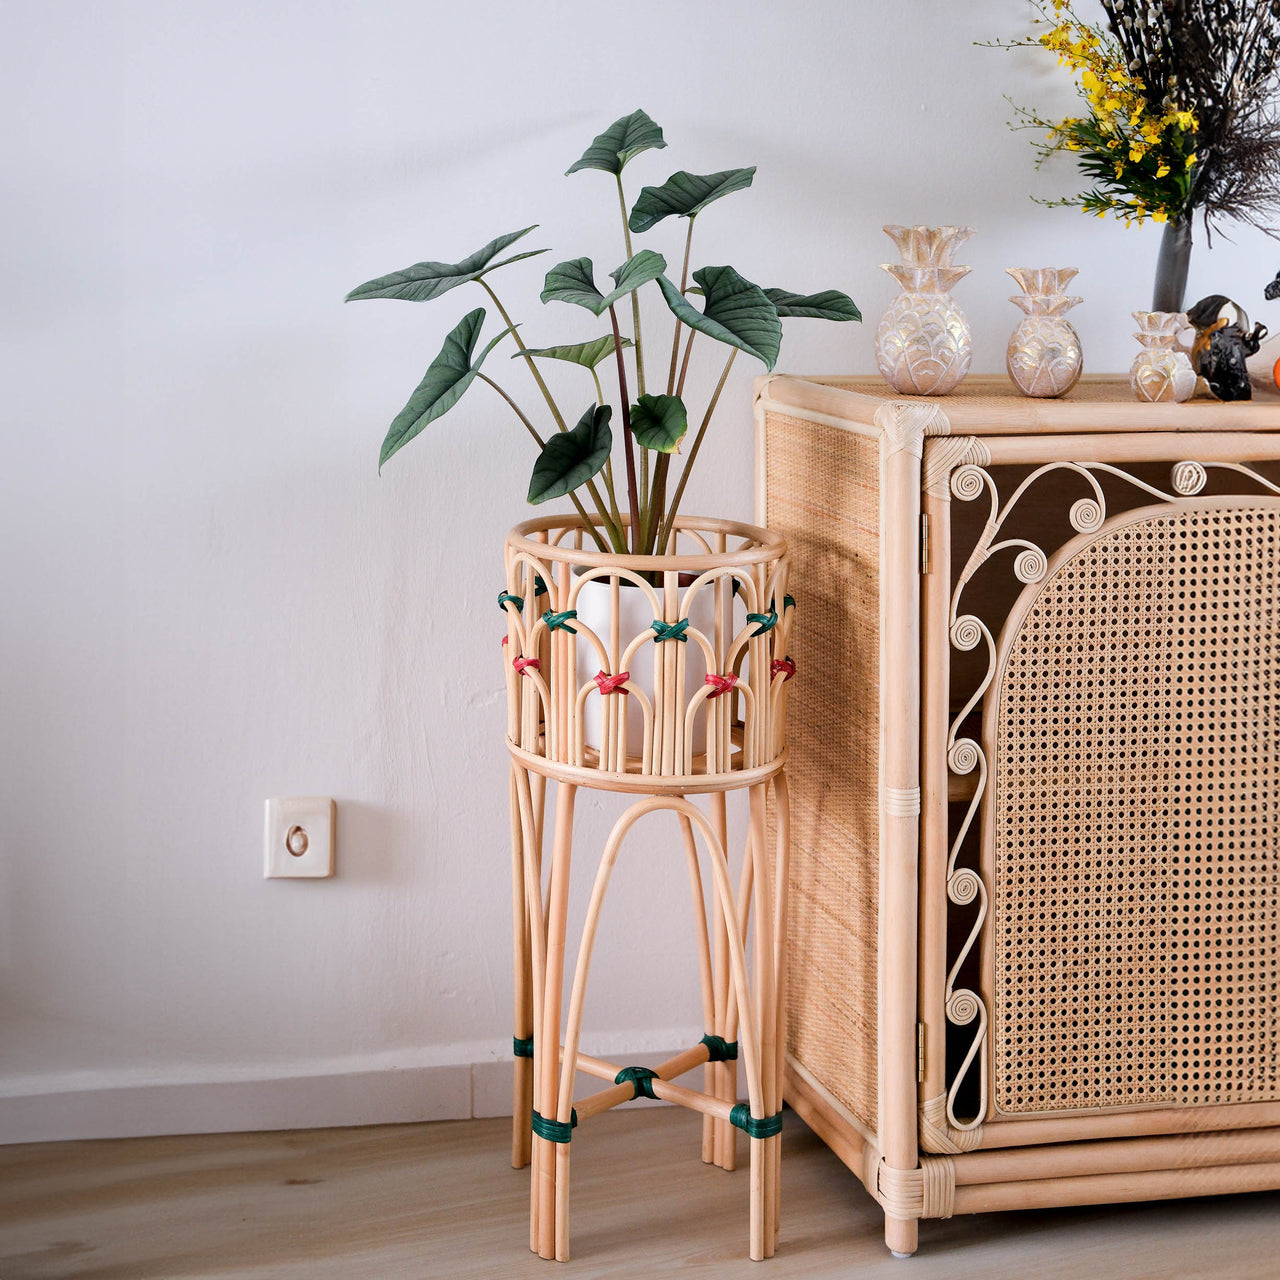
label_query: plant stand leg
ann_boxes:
[510,763,534,1169]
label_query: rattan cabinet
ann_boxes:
[756,375,1280,1257]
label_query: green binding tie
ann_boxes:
[651,618,689,643]
[614,1066,659,1100]
[533,575,548,596]
[513,1036,534,1059]
[531,1109,577,1143]
[699,1033,739,1062]
[729,1104,783,1139]
[783,594,796,611]
[542,609,578,633]
[746,607,778,637]
[498,590,524,613]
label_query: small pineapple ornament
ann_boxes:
[875,225,974,396]
[1130,311,1197,403]
[1006,268,1084,398]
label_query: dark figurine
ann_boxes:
[1186,294,1267,401]
[1265,269,1280,302]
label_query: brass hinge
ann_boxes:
[917,1022,926,1083]
[919,513,931,575]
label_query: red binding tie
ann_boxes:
[593,670,630,695]
[512,656,541,675]
[770,656,797,682]
[704,673,738,699]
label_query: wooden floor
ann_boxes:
[2,1108,1278,1279]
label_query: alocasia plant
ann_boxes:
[347,109,860,555]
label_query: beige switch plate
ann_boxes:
[264,797,335,878]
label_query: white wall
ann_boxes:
[1,0,1274,1141]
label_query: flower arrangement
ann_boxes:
[994,0,1280,310]
[1013,1,1200,228]
[346,110,859,556]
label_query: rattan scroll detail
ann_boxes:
[992,505,1280,1115]
[923,436,992,499]
[765,410,880,1135]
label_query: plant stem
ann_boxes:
[476,372,545,448]
[479,279,567,431]
[666,216,696,395]
[615,174,645,398]
[477,373,610,552]
[646,451,671,555]
[615,173,650,525]
[656,348,737,554]
[481,280,622,542]
[609,304,642,554]
[676,327,697,398]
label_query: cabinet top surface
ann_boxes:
[758,374,1280,435]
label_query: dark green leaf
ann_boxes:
[607,249,667,297]
[378,309,510,471]
[566,109,666,176]
[629,394,688,453]
[539,258,603,312]
[541,249,667,316]
[657,265,782,370]
[527,404,613,504]
[764,288,862,322]
[347,227,545,303]
[519,336,632,369]
[628,167,756,233]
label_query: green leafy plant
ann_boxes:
[347,110,860,555]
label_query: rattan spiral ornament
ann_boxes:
[1013,546,1048,583]
[1172,460,1207,495]
[947,989,981,1025]
[1069,497,1105,533]
[948,737,981,775]
[948,866,982,906]
[950,464,987,502]
[950,615,983,652]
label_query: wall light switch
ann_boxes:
[265,797,335,878]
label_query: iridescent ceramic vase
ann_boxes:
[1130,311,1197,403]
[876,225,973,396]
[1006,268,1083,398]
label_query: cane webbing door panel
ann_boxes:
[988,501,1280,1118]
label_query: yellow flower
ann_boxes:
[1129,145,1146,162]
[1152,209,1169,223]
[1156,163,1170,178]
[1174,110,1196,130]
[1185,153,1198,168]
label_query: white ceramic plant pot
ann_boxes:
[574,574,725,759]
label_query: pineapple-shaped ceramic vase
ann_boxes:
[1130,311,1197,403]
[1006,268,1083,398]
[876,225,974,396]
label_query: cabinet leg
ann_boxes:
[885,1215,918,1258]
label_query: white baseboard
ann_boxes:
[0,1045,693,1145]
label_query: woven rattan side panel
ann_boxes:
[765,411,879,1134]
[993,505,1280,1115]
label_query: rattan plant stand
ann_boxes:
[502,515,795,1262]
